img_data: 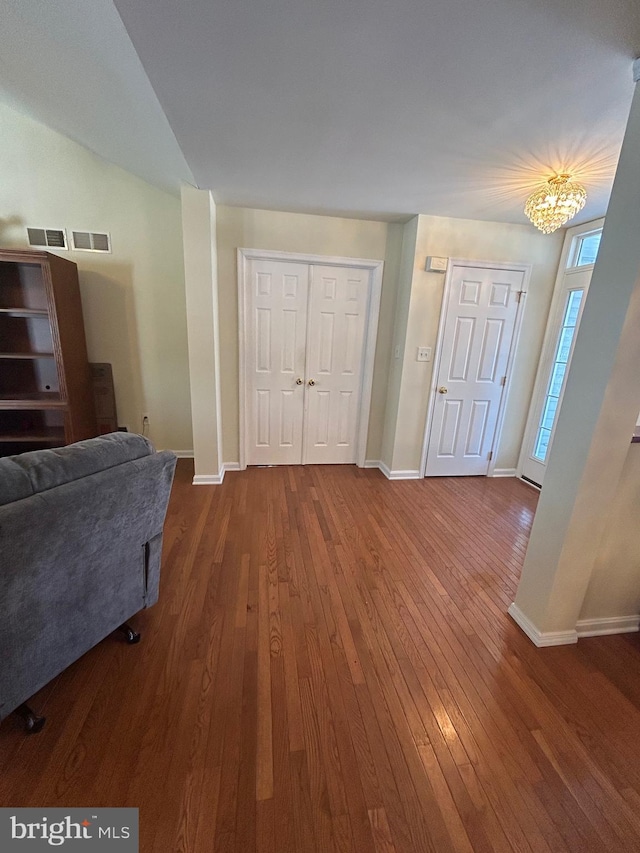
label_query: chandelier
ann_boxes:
[524,174,587,234]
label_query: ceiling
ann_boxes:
[2,0,640,225]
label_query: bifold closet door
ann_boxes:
[245,259,309,465]
[244,258,371,466]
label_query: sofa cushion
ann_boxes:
[0,463,33,506]
[0,432,154,506]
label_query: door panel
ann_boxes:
[426,265,524,476]
[303,265,370,464]
[245,259,309,465]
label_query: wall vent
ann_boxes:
[27,228,68,250]
[71,231,111,253]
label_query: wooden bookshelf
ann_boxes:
[0,250,97,456]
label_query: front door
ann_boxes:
[425,263,525,476]
[244,258,371,466]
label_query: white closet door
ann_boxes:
[245,259,309,465]
[303,265,370,464]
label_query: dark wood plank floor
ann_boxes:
[2,462,640,852]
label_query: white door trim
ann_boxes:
[238,248,384,470]
[419,258,531,478]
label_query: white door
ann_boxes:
[425,264,525,476]
[303,265,370,464]
[244,258,371,466]
[245,258,309,465]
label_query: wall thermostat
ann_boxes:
[425,256,448,272]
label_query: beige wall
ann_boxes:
[580,443,640,621]
[0,102,192,451]
[386,214,563,473]
[216,205,393,462]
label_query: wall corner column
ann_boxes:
[181,185,223,483]
[511,68,640,644]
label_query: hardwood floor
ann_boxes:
[2,461,640,852]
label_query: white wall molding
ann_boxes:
[576,615,640,637]
[508,603,578,647]
[491,468,516,478]
[363,460,381,469]
[171,450,194,458]
[388,468,421,480]
[193,472,223,486]
[192,461,241,486]
[374,461,421,480]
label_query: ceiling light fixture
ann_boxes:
[524,174,587,234]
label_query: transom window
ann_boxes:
[568,229,602,269]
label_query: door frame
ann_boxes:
[237,248,384,470]
[419,258,531,478]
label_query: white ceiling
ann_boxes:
[0,0,193,194]
[2,0,640,225]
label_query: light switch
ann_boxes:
[417,346,432,362]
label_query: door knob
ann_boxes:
[295,378,303,385]
[438,386,448,394]
[308,379,316,386]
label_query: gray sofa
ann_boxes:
[0,433,176,729]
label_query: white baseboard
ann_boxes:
[192,472,223,485]
[491,468,516,478]
[363,459,381,469]
[576,615,640,638]
[171,450,194,458]
[373,461,421,480]
[192,461,241,486]
[388,469,421,480]
[508,603,578,647]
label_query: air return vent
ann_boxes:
[27,228,68,249]
[71,231,111,253]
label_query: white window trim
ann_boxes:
[517,217,605,482]
[566,222,604,270]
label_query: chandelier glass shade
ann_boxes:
[524,174,587,234]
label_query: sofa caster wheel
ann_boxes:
[118,623,141,644]
[16,704,46,734]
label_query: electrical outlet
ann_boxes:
[417,346,432,362]
[142,413,150,425]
